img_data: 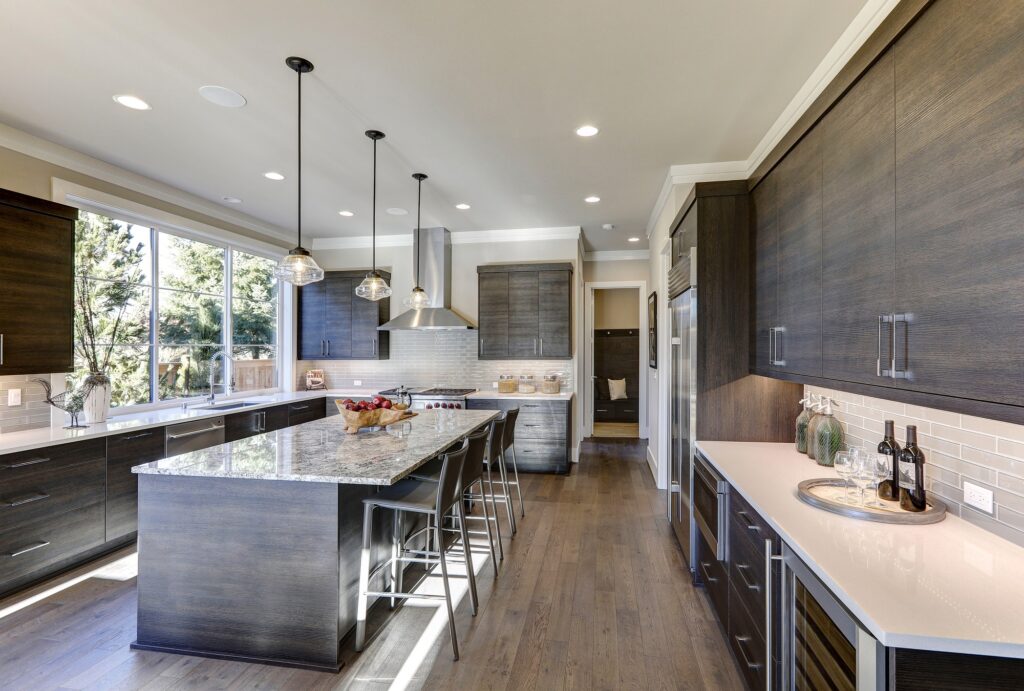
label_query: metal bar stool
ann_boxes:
[355,440,474,660]
[501,407,526,519]
[409,425,499,578]
[484,413,518,537]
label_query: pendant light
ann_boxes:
[355,130,392,301]
[274,56,324,286]
[403,173,431,310]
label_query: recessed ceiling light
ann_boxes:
[113,94,151,111]
[386,207,408,216]
[576,125,599,137]
[199,85,247,108]
[338,210,354,217]
[585,196,601,203]
[222,196,243,204]
[455,203,471,210]
[264,171,285,181]
[628,237,640,242]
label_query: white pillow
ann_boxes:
[608,378,627,400]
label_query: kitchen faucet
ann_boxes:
[207,351,235,405]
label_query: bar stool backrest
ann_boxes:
[501,408,519,451]
[435,439,470,523]
[462,427,489,486]
[485,416,506,468]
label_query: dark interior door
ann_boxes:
[478,272,509,358]
[821,49,896,385]
[297,280,326,360]
[323,274,352,359]
[751,174,778,373]
[893,1,1024,404]
[776,127,823,378]
[538,270,571,357]
[507,271,539,357]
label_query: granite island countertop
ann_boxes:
[132,408,498,485]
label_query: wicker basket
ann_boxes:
[335,401,416,434]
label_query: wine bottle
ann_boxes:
[876,420,902,501]
[898,425,927,512]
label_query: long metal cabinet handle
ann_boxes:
[119,430,156,441]
[890,313,910,380]
[766,538,784,691]
[3,492,49,508]
[0,333,3,365]
[876,315,885,377]
[166,423,224,440]
[6,541,49,557]
[540,337,544,355]
[773,327,786,366]
[734,635,761,670]
[326,340,331,357]
[715,491,728,561]
[3,456,51,470]
[736,563,760,591]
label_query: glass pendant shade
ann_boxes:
[274,247,324,286]
[355,270,392,301]
[403,285,430,310]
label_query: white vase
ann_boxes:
[84,381,112,424]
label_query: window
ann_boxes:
[73,211,280,408]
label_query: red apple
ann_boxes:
[381,400,392,409]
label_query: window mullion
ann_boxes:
[150,227,159,404]
[224,248,233,394]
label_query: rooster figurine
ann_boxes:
[33,378,93,429]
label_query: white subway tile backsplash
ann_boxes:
[807,385,1024,548]
[0,374,51,434]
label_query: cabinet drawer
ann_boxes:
[729,517,782,644]
[729,582,771,691]
[516,413,567,441]
[696,529,728,626]
[731,488,778,555]
[288,398,326,426]
[0,502,105,587]
[0,438,106,487]
[508,439,568,473]
[107,427,165,542]
[0,456,105,529]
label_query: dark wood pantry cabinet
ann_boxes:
[476,263,573,360]
[297,270,390,361]
[749,0,1024,424]
[0,188,76,375]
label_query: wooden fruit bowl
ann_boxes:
[335,402,416,434]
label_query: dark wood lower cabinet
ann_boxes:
[106,428,166,541]
[288,398,327,426]
[466,397,573,473]
[225,404,290,442]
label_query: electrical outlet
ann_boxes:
[492,381,498,389]
[7,388,21,406]
[353,380,362,387]
[964,481,994,514]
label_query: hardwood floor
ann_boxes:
[592,422,640,438]
[0,439,743,691]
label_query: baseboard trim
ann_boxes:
[646,445,659,486]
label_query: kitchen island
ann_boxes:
[130,408,498,672]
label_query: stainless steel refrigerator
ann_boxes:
[667,249,697,571]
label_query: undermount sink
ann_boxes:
[196,400,263,411]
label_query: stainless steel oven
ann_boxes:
[693,451,728,561]
[781,544,884,690]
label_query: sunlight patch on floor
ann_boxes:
[0,552,138,622]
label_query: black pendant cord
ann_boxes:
[371,137,377,272]
[415,176,422,287]
[296,68,302,250]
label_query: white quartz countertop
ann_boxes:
[0,389,380,456]
[134,408,499,485]
[467,391,574,401]
[696,440,1024,658]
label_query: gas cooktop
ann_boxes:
[416,387,476,397]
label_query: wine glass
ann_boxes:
[866,453,891,509]
[850,450,874,506]
[833,450,854,504]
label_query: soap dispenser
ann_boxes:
[812,397,845,467]
[805,395,824,460]
[795,395,814,454]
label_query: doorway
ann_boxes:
[585,284,646,439]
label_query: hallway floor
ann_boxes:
[0,439,742,691]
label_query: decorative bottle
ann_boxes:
[812,398,844,467]
[898,425,927,512]
[805,395,823,460]
[876,420,902,501]
[795,396,813,454]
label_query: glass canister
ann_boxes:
[795,395,815,454]
[518,375,536,394]
[498,374,517,393]
[813,398,845,467]
[541,373,561,394]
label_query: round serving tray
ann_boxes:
[797,478,947,525]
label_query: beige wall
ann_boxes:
[595,288,640,329]
[0,145,288,248]
[583,259,649,283]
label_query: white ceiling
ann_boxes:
[0,0,867,250]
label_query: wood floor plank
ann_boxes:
[0,438,747,691]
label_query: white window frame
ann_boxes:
[54,180,289,415]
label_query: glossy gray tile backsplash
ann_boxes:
[0,375,52,433]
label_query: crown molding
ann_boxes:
[0,121,292,244]
[584,250,650,262]
[645,0,899,237]
[312,226,581,251]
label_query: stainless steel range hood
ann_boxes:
[378,227,475,330]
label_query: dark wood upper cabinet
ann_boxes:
[478,272,509,359]
[297,271,390,361]
[821,48,897,386]
[0,189,76,375]
[477,264,573,360]
[751,173,779,373]
[892,1,1024,406]
[775,127,823,378]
